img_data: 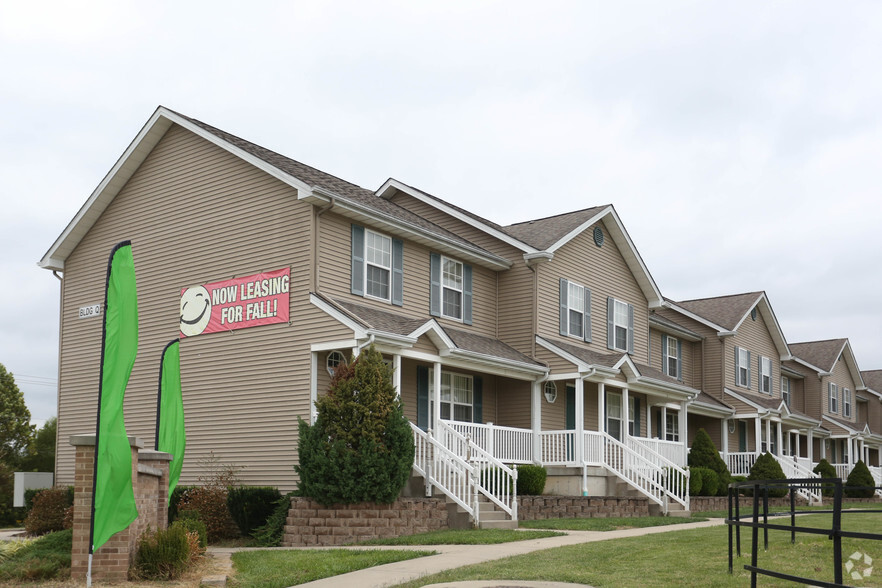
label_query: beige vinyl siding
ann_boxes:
[55,124,328,491]
[689,415,722,448]
[824,356,858,421]
[541,381,569,431]
[496,379,531,429]
[725,310,780,399]
[538,222,650,361]
[397,361,499,425]
[317,212,499,338]
[655,308,722,397]
[497,263,535,355]
[648,328,697,389]
[412,335,439,355]
[534,347,578,375]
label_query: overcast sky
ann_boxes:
[2,1,881,425]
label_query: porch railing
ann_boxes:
[773,454,822,504]
[724,451,759,477]
[624,435,690,511]
[831,463,851,479]
[870,466,882,498]
[410,422,476,520]
[435,420,518,522]
[538,430,576,465]
[631,437,687,467]
[600,432,689,512]
[448,422,533,464]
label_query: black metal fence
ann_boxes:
[726,478,881,587]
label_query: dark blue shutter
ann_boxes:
[606,297,614,350]
[351,224,365,296]
[462,263,473,325]
[634,397,641,436]
[676,339,683,382]
[734,346,740,387]
[391,238,403,306]
[429,253,441,317]
[661,335,668,374]
[627,303,634,354]
[473,376,482,423]
[417,365,429,430]
[583,287,592,342]
[559,278,568,336]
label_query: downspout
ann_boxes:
[52,270,63,481]
[313,195,335,293]
[356,333,375,355]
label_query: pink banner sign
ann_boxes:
[179,268,290,337]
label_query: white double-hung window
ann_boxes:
[430,370,474,423]
[735,347,751,388]
[607,297,634,353]
[829,382,839,413]
[441,257,463,320]
[662,335,681,380]
[365,230,392,300]
[559,279,591,342]
[781,376,791,407]
[843,388,852,417]
[760,356,772,395]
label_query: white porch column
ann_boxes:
[820,436,827,460]
[622,388,630,442]
[846,437,853,466]
[310,351,318,424]
[597,382,605,432]
[755,417,762,454]
[807,428,814,463]
[661,406,667,440]
[795,431,801,458]
[786,431,792,456]
[765,419,772,454]
[776,422,783,457]
[433,362,442,436]
[575,378,585,465]
[722,420,729,455]
[531,380,542,464]
[393,354,402,400]
[679,400,688,448]
[646,405,653,438]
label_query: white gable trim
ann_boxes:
[662,301,730,334]
[376,178,539,254]
[729,293,791,360]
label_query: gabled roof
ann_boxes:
[377,180,665,308]
[40,107,509,272]
[665,291,790,360]
[648,312,703,342]
[789,339,865,388]
[861,370,882,398]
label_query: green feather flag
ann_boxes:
[90,241,139,553]
[156,339,185,501]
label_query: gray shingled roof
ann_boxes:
[862,370,882,393]
[790,339,847,372]
[173,110,494,256]
[673,292,763,331]
[824,414,860,434]
[503,206,609,250]
[692,391,733,411]
[328,297,542,367]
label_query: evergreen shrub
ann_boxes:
[687,428,732,495]
[133,524,191,580]
[813,458,838,497]
[689,467,703,496]
[251,492,296,547]
[747,452,788,498]
[516,465,547,495]
[295,346,414,505]
[226,486,281,536]
[845,460,876,499]
[694,467,719,496]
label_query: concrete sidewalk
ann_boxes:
[209,518,726,588]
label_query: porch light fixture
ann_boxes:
[544,381,558,403]
[728,420,736,434]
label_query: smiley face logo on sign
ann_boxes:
[180,286,212,336]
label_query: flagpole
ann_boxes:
[87,240,130,588]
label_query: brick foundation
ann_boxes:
[691,494,880,512]
[282,497,449,546]
[518,496,650,519]
[69,435,171,582]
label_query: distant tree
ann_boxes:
[0,363,34,466]
[18,417,57,472]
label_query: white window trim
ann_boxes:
[326,350,346,377]
[665,412,680,442]
[612,299,630,352]
[566,281,586,339]
[665,336,679,379]
[843,388,852,418]
[364,228,392,302]
[760,356,772,395]
[429,369,474,424]
[737,347,750,388]
[440,255,464,321]
[544,381,558,403]
[829,383,839,413]
[781,376,791,407]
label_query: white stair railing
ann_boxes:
[869,466,882,498]
[625,436,690,511]
[410,422,477,521]
[436,420,518,522]
[774,454,823,504]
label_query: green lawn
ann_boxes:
[392,512,882,587]
[520,515,707,531]
[230,549,434,588]
[356,528,563,545]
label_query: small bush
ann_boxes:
[24,488,70,536]
[0,529,71,582]
[687,428,732,495]
[252,492,296,547]
[169,485,195,522]
[227,486,282,536]
[698,468,720,496]
[747,452,787,498]
[174,515,207,550]
[176,486,239,543]
[813,458,838,496]
[689,468,703,496]
[845,460,876,499]
[516,465,547,495]
[134,524,192,580]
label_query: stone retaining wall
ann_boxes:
[282,497,449,546]
[691,494,880,512]
[518,496,650,519]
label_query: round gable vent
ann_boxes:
[593,226,604,248]
[751,308,757,321]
